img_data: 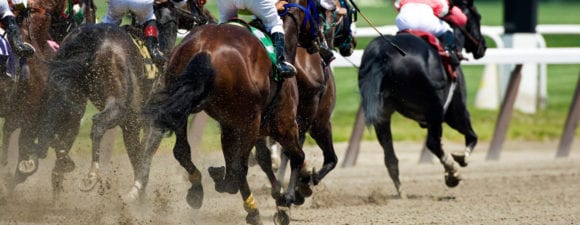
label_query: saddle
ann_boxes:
[123,25,159,80]
[398,29,457,80]
[129,35,159,79]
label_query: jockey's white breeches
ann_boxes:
[395,3,451,36]
[217,0,284,34]
[0,0,14,19]
[102,0,156,25]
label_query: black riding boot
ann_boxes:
[272,32,296,78]
[1,16,35,58]
[439,31,460,67]
[143,20,167,66]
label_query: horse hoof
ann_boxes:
[17,157,38,175]
[451,152,469,167]
[246,211,263,225]
[297,181,313,198]
[445,172,462,188]
[293,190,305,206]
[273,207,290,225]
[123,186,141,203]
[186,183,204,209]
[55,155,76,173]
[79,175,99,192]
[208,166,225,182]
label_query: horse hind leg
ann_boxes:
[208,123,258,195]
[173,123,204,209]
[120,114,147,202]
[374,120,406,198]
[79,99,124,192]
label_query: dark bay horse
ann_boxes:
[253,0,358,208]
[358,0,487,198]
[144,19,307,224]
[0,0,94,192]
[35,23,162,200]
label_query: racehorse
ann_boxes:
[143,8,308,225]
[358,0,486,198]
[253,0,358,208]
[35,23,163,200]
[0,0,94,192]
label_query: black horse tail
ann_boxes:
[145,52,215,132]
[358,38,391,126]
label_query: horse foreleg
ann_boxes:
[426,123,462,188]
[374,120,406,198]
[309,122,337,185]
[173,123,203,209]
[255,138,282,200]
[445,101,478,167]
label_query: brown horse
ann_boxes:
[144,18,306,224]
[0,0,95,192]
[252,0,360,209]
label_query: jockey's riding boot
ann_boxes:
[439,31,460,67]
[319,41,335,66]
[1,16,35,58]
[272,32,296,78]
[143,20,167,66]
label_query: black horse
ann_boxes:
[358,0,486,198]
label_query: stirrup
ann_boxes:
[17,43,35,58]
[277,61,296,78]
[319,47,335,66]
[151,50,167,66]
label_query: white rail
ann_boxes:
[333,24,580,68]
[333,47,580,67]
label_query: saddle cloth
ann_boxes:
[399,29,457,79]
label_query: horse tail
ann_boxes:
[146,52,215,132]
[358,38,392,125]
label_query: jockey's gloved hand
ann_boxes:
[11,0,28,11]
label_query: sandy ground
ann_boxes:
[0,139,579,225]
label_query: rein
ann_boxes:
[279,0,320,40]
[346,0,406,56]
[457,24,481,49]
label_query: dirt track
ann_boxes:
[1,140,579,225]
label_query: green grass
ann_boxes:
[75,1,580,155]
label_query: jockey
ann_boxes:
[209,0,296,78]
[102,0,186,66]
[394,0,467,66]
[1,0,35,58]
